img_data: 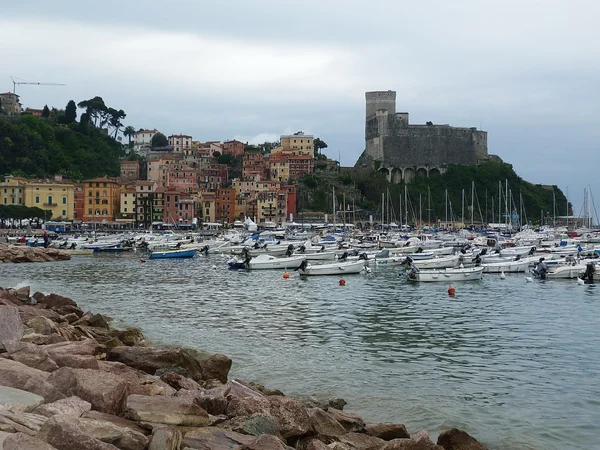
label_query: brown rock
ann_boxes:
[326,408,366,433]
[176,388,229,416]
[198,353,232,384]
[34,396,92,418]
[126,394,211,427]
[54,354,100,370]
[97,361,177,397]
[412,430,445,450]
[15,286,31,301]
[36,414,119,450]
[44,339,105,359]
[339,431,386,450]
[21,333,66,345]
[63,313,80,323]
[182,427,254,449]
[4,341,59,372]
[88,314,110,329]
[82,411,148,436]
[307,407,346,441]
[47,367,130,415]
[220,412,281,438]
[32,291,45,301]
[3,432,58,450]
[0,358,65,402]
[305,438,330,450]
[0,386,45,413]
[0,306,23,350]
[38,293,78,310]
[240,433,288,450]
[77,416,149,450]
[148,427,182,450]
[365,423,410,441]
[27,316,59,335]
[17,305,63,324]
[160,372,203,391]
[437,428,488,450]
[112,328,146,347]
[0,410,47,434]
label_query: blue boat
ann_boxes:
[149,248,197,259]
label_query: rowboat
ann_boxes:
[247,254,306,270]
[149,249,197,259]
[407,266,484,282]
[410,254,461,270]
[297,259,366,276]
[483,259,530,273]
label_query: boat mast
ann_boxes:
[445,189,448,230]
[471,181,474,227]
[381,192,384,230]
[428,186,431,226]
[498,181,501,231]
[461,188,465,228]
[419,193,422,228]
[343,193,346,229]
[404,185,408,228]
[332,186,336,228]
[553,190,556,228]
[566,186,569,230]
[505,179,509,231]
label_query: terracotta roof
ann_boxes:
[135,129,158,134]
[83,177,119,183]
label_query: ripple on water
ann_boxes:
[1,255,599,450]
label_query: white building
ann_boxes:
[133,129,159,155]
[0,92,22,116]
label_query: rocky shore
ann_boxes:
[0,286,489,450]
[0,244,70,263]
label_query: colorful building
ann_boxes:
[23,177,75,220]
[169,134,193,153]
[120,160,140,181]
[133,129,158,154]
[215,188,236,224]
[82,177,121,222]
[274,131,314,156]
[0,93,22,116]
[242,152,268,181]
[164,190,196,225]
[1,176,26,206]
[73,183,85,221]
[223,140,245,157]
[200,164,228,191]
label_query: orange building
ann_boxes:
[82,177,121,222]
[216,188,236,224]
[223,140,245,157]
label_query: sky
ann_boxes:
[2,0,599,218]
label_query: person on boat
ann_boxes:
[18,235,26,244]
[43,232,49,248]
[534,258,548,280]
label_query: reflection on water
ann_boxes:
[1,253,599,450]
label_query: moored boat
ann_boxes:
[297,259,366,276]
[407,266,484,282]
[149,248,197,259]
[483,259,530,273]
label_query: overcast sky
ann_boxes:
[2,0,599,217]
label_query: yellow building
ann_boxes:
[82,177,121,222]
[23,177,75,220]
[199,191,216,224]
[272,131,314,156]
[256,190,278,223]
[1,176,27,206]
[268,153,289,182]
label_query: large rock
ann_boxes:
[339,431,386,450]
[3,432,58,450]
[0,245,70,263]
[77,416,149,450]
[183,427,255,449]
[410,431,445,450]
[17,305,63,325]
[240,434,289,450]
[0,306,23,350]
[47,367,130,415]
[36,414,119,450]
[38,293,78,310]
[27,316,59,335]
[383,439,444,450]
[148,428,182,450]
[34,396,92,418]
[0,358,65,402]
[176,388,228,416]
[21,333,66,345]
[365,423,410,441]
[0,385,45,413]
[227,395,311,440]
[0,411,47,434]
[221,412,281,438]
[437,428,488,450]
[43,340,104,370]
[126,394,211,427]
[307,407,346,441]
[97,361,177,397]
[326,408,366,433]
[82,411,147,436]
[107,346,231,383]
[4,341,59,372]
[160,372,203,391]
[111,328,146,347]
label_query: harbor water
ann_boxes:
[1,253,598,450]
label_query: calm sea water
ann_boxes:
[1,253,599,450]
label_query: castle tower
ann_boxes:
[365,90,396,118]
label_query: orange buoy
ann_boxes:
[339,278,346,286]
[283,271,290,279]
[448,284,456,297]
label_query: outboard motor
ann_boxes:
[339,251,348,261]
[359,253,368,261]
[296,259,308,272]
[70,242,77,250]
[285,244,294,257]
[580,262,595,283]
[318,245,325,253]
[479,248,488,256]
[529,247,536,256]
[200,245,210,255]
[416,247,424,254]
[472,254,482,266]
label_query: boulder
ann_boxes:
[307,407,346,441]
[326,408,366,433]
[365,423,410,441]
[15,286,31,301]
[305,438,330,450]
[36,414,119,450]
[27,316,59,335]
[182,427,254,449]
[0,306,23,350]
[125,394,211,427]
[227,395,311,440]
[148,427,182,450]
[63,313,80,324]
[4,341,59,372]
[0,385,45,413]
[34,396,92,418]
[0,290,21,306]
[38,293,78,310]
[21,333,66,345]
[3,432,58,450]
[88,314,110,329]
[32,291,45,302]
[47,367,130,415]
[0,358,65,402]
[17,305,63,325]
[0,411,47,434]
[77,416,149,450]
[82,411,147,436]
[111,328,146,347]
[437,428,488,450]
[382,439,442,450]
[44,339,105,359]
[339,431,386,450]
[160,372,203,391]
[412,431,445,450]
[97,361,177,397]
[240,433,289,450]
[176,388,228,416]
[220,412,281,438]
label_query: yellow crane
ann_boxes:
[10,76,66,94]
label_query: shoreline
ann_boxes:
[0,283,490,450]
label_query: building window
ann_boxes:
[35,196,40,204]
[62,210,66,216]
[62,196,67,204]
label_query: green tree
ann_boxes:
[107,108,126,139]
[123,126,136,148]
[151,132,168,148]
[314,137,328,156]
[42,105,50,118]
[65,100,77,123]
[77,96,107,127]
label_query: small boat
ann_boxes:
[297,259,366,276]
[483,259,530,273]
[149,248,197,259]
[410,254,461,270]
[246,254,306,270]
[64,249,95,256]
[407,266,484,282]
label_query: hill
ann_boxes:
[297,161,568,226]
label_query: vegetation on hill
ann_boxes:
[0,98,127,180]
[298,161,568,226]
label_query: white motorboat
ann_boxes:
[483,259,530,273]
[297,259,366,276]
[409,254,460,270]
[545,263,588,279]
[304,251,337,261]
[407,266,484,282]
[247,254,306,270]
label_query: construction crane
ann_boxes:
[10,76,66,94]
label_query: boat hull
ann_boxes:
[299,260,366,276]
[408,266,484,282]
[150,249,197,259]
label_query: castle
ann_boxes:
[356,90,490,183]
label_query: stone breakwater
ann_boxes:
[0,244,70,263]
[0,286,489,450]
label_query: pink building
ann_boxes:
[169,134,193,153]
[223,140,245,158]
[199,164,228,191]
[163,190,196,225]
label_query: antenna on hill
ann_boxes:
[10,76,66,94]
